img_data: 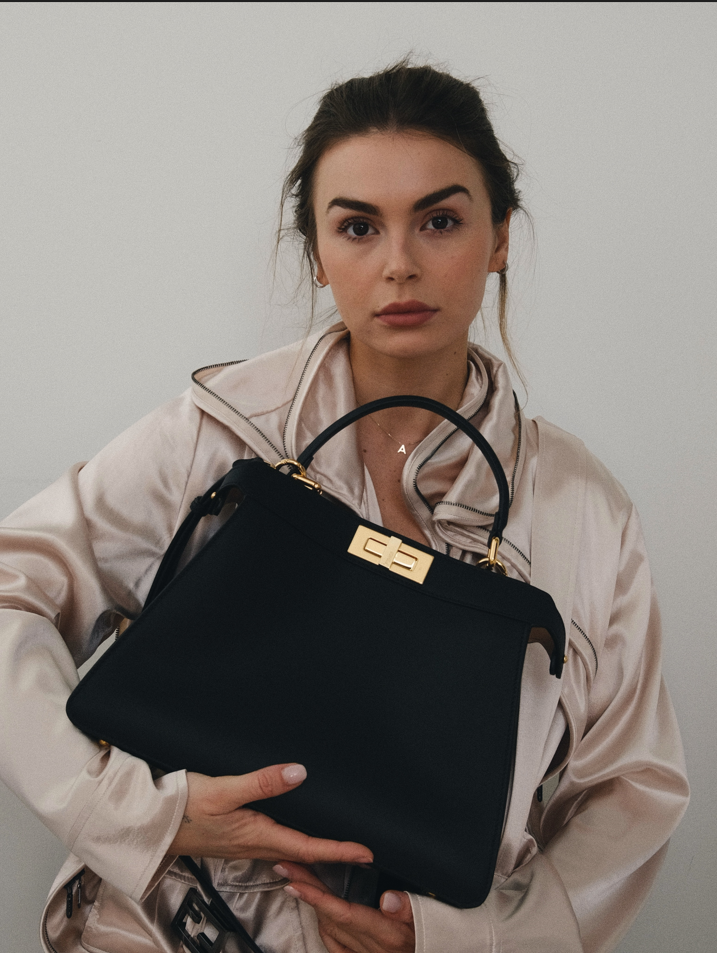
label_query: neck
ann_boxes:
[349,335,470,441]
[350,337,469,406]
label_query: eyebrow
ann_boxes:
[326,184,472,216]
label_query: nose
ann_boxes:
[382,234,420,283]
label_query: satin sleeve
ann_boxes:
[408,504,689,953]
[0,392,206,901]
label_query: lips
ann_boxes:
[375,300,438,328]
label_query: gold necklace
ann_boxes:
[370,415,418,455]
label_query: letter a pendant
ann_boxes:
[398,445,406,454]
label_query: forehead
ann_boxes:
[313,131,488,209]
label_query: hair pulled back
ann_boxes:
[280,59,524,362]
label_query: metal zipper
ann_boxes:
[341,865,355,900]
[412,428,465,515]
[571,619,598,674]
[42,912,61,953]
[501,535,529,565]
[191,361,285,461]
[437,520,530,570]
[410,399,487,517]
[509,392,522,506]
[424,394,522,533]
[281,331,336,458]
[41,868,85,953]
[64,869,84,918]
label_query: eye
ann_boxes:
[423,211,463,232]
[337,218,377,240]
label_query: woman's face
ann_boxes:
[312,130,510,362]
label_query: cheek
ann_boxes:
[327,249,369,280]
[320,244,376,303]
[437,242,490,298]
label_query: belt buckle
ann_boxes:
[173,886,232,953]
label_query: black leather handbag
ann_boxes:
[66,396,565,944]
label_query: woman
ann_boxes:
[0,62,688,953]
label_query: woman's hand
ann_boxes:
[274,861,415,953]
[168,764,373,866]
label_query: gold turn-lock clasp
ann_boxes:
[271,459,323,494]
[348,525,434,584]
[477,535,507,575]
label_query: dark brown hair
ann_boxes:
[279,59,524,365]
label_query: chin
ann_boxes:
[365,322,470,360]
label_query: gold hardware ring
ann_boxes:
[271,459,322,494]
[477,535,507,575]
[272,458,307,476]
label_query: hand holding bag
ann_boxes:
[66,397,565,931]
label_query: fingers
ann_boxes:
[206,763,308,812]
[380,891,413,925]
[273,862,330,892]
[177,769,374,866]
[254,819,373,866]
[275,864,412,929]
[283,880,358,925]
[281,877,415,952]
[319,932,353,953]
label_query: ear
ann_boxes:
[488,208,512,273]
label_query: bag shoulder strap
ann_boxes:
[177,856,265,953]
[530,417,587,643]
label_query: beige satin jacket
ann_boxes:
[0,325,688,953]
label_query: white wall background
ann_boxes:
[1,2,715,950]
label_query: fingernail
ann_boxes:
[273,864,290,878]
[281,764,307,785]
[381,891,402,913]
[284,884,302,899]
[356,856,373,865]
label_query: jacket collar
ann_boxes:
[191,323,525,556]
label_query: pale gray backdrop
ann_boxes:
[1,2,715,951]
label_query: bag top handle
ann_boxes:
[296,395,510,543]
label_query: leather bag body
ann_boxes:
[66,398,565,911]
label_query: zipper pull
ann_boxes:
[64,869,85,919]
